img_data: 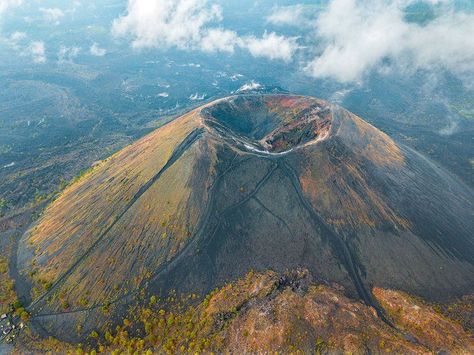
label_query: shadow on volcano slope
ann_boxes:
[16,95,474,341]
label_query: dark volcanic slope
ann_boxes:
[17,95,474,340]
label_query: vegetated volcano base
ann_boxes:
[14,269,474,353]
[15,95,474,345]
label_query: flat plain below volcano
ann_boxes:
[16,94,474,341]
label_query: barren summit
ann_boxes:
[17,95,474,341]
[202,95,333,153]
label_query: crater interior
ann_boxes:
[202,95,333,153]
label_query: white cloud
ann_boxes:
[0,0,21,24]
[0,0,21,17]
[407,12,474,75]
[306,0,474,82]
[112,0,297,62]
[267,5,311,27]
[200,28,238,53]
[236,81,262,93]
[329,88,354,104]
[189,92,206,100]
[244,32,298,62]
[90,42,106,56]
[9,30,25,41]
[40,7,64,24]
[58,45,80,62]
[29,41,46,63]
[4,30,26,48]
[112,0,222,50]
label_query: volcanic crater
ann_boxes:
[202,95,333,154]
[16,94,474,341]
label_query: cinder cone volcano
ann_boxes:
[18,95,474,340]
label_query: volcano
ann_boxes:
[17,95,474,340]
